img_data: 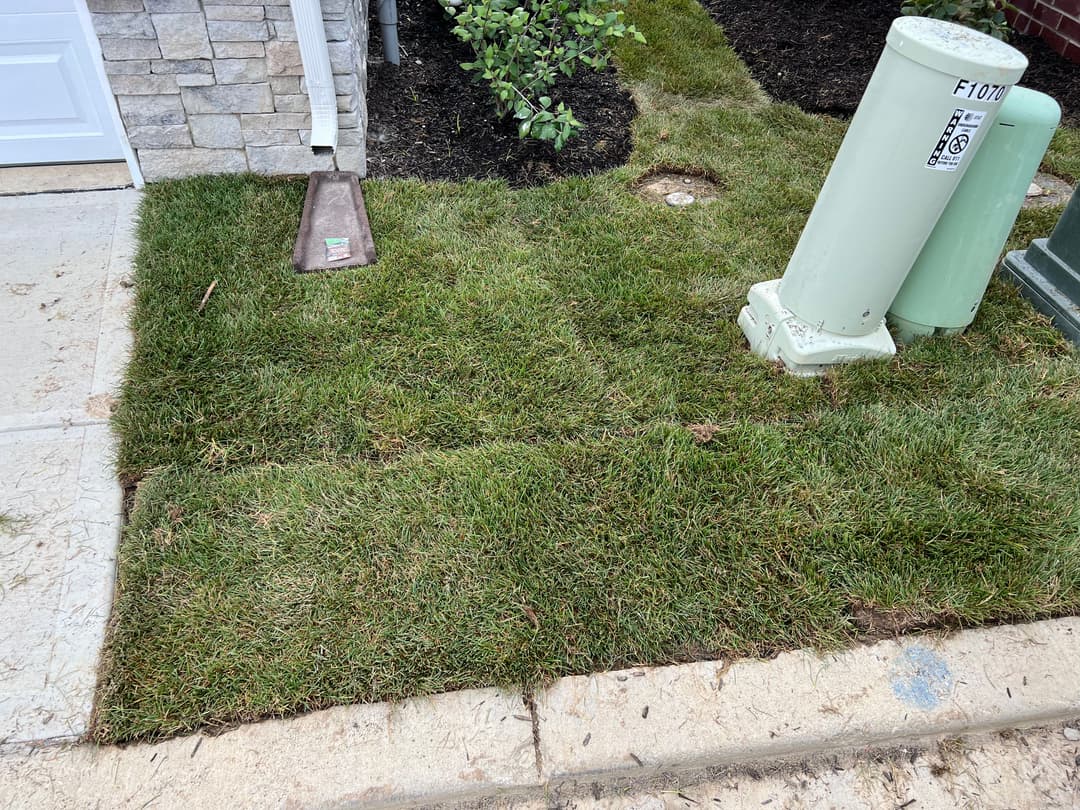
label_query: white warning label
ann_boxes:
[926,108,986,172]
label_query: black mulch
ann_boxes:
[699,0,1079,125]
[364,0,636,186]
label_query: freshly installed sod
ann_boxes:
[96,0,1080,743]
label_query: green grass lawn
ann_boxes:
[94,0,1080,743]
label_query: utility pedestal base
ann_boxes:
[887,314,965,345]
[738,280,896,376]
[1001,241,1080,345]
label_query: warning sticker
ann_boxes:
[926,108,986,172]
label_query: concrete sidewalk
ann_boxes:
[0,189,138,745]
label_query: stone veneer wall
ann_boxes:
[88,0,369,181]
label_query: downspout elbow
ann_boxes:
[290,0,338,152]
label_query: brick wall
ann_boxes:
[1009,0,1080,63]
[88,0,369,181]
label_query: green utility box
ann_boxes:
[888,87,1060,342]
[1002,185,1080,345]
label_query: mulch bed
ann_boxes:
[364,0,636,186]
[699,0,1080,125]
[365,0,1076,185]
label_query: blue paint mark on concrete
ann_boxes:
[889,645,954,711]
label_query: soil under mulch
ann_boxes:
[364,0,636,186]
[700,0,1079,125]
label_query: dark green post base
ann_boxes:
[1002,243,1080,345]
[1000,192,1080,346]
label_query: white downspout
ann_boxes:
[290,0,339,153]
[76,0,144,187]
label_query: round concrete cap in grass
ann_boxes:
[886,16,1028,85]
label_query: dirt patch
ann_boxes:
[119,480,140,532]
[636,169,723,205]
[686,423,722,443]
[84,393,117,420]
[850,600,961,641]
[699,0,1080,126]
[1024,171,1075,208]
[364,0,636,187]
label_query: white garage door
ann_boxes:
[0,0,125,166]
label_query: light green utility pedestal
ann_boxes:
[888,86,1061,342]
[738,17,1027,375]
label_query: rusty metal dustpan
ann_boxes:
[292,170,377,273]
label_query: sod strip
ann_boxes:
[96,411,1080,743]
[115,169,1072,478]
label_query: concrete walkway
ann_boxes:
[0,189,137,745]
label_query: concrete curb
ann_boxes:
[536,616,1080,785]
[3,688,539,808]
[2,618,1078,808]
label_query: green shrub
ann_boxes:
[438,0,645,149]
[900,0,1014,40]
